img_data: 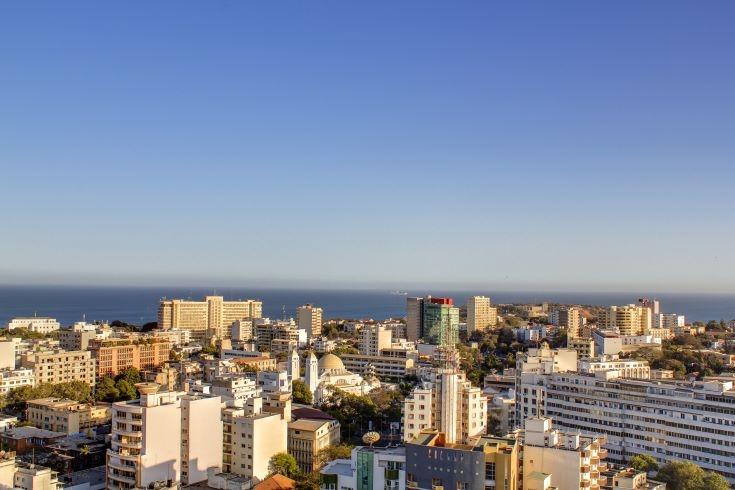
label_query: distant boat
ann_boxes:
[390,290,408,296]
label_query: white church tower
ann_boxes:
[305,351,319,395]
[288,349,301,381]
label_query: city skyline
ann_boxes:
[2,1,734,292]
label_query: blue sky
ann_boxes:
[1,1,733,292]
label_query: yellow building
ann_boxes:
[297,305,323,339]
[158,296,262,342]
[26,398,111,434]
[467,296,498,334]
[287,418,341,474]
[20,350,96,387]
[598,305,652,336]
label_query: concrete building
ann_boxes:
[89,338,171,378]
[467,296,498,334]
[255,320,301,352]
[567,337,595,359]
[521,417,608,490]
[26,398,111,434]
[598,305,652,336]
[0,452,60,490]
[0,340,16,370]
[106,383,223,489]
[403,368,488,445]
[578,356,650,379]
[59,329,97,351]
[222,397,288,481]
[550,307,582,339]
[211,375,262,407]
[654,313,686,329]
[312,337,337,353]
[21,350,96,387]
[321,445,406,490]
[0,368,34,394]
[297,305,323,340]
[359,325,392,356]
[522,373,735,485]
[340,354,414,380]
[287,417,340,474]
[158,296,262,343]
[7,317,60,334]
[405,431,519,490]
[407,297,460,346]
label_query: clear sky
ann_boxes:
[1,1,733,292]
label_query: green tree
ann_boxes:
[317,444,353,467]
[292,379,313,405]
[115,380,137,401]
[268,452,299,478]
[95,377,120,402]
[115,367,142,385]
[702,471,730,490]
[656,461,706,490]
[629,454,658,473]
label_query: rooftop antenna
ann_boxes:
[282,305,287,322]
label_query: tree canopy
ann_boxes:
[268,452,299,478]
[292,379,313,405]
[656,461,729,490]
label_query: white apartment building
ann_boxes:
[211,375,262,407]
[578,356,650,379]
[522,417,608,490]
[0,368,34,394]
[106,384,223,489]
[359,325,392,356]
[7,317,60,334]
[297,304,323,340]
[256,370,291,393]
[313,337,337,353]
[0,454,60,490]
[466,296,497,334]
[222,396,288,481]
[403,368,488,444]
[521,372,735,485]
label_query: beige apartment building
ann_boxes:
[222,397,288,481]
[26,398,111,434]
[21,350,96,387]
[466,296,497,334]
[557,307,582,338]
[158,296,262,343]
[521,417,608,490]
[297,304,322,339]
[287,418,340,474]
[88,338,171,378]
[598,305,652,336]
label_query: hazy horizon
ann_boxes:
[2,2,734,292]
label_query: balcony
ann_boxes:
[597,463,608,472]
[597,476,608,485]
[598,449,608,458]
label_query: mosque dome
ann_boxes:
[318,353,345,371]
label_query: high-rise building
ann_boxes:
[554,307,582,339]
[422,298,459,346]
[598,305,652,336]
[297,304,323,340]
[158,296,262,343]
[405,431,519,490]
[403,368,488,445]
[106,384,222,489]
[466,296,497,334]
[21,350,96,387]
[406,297,424,342]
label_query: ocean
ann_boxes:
[0,285,734,326]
